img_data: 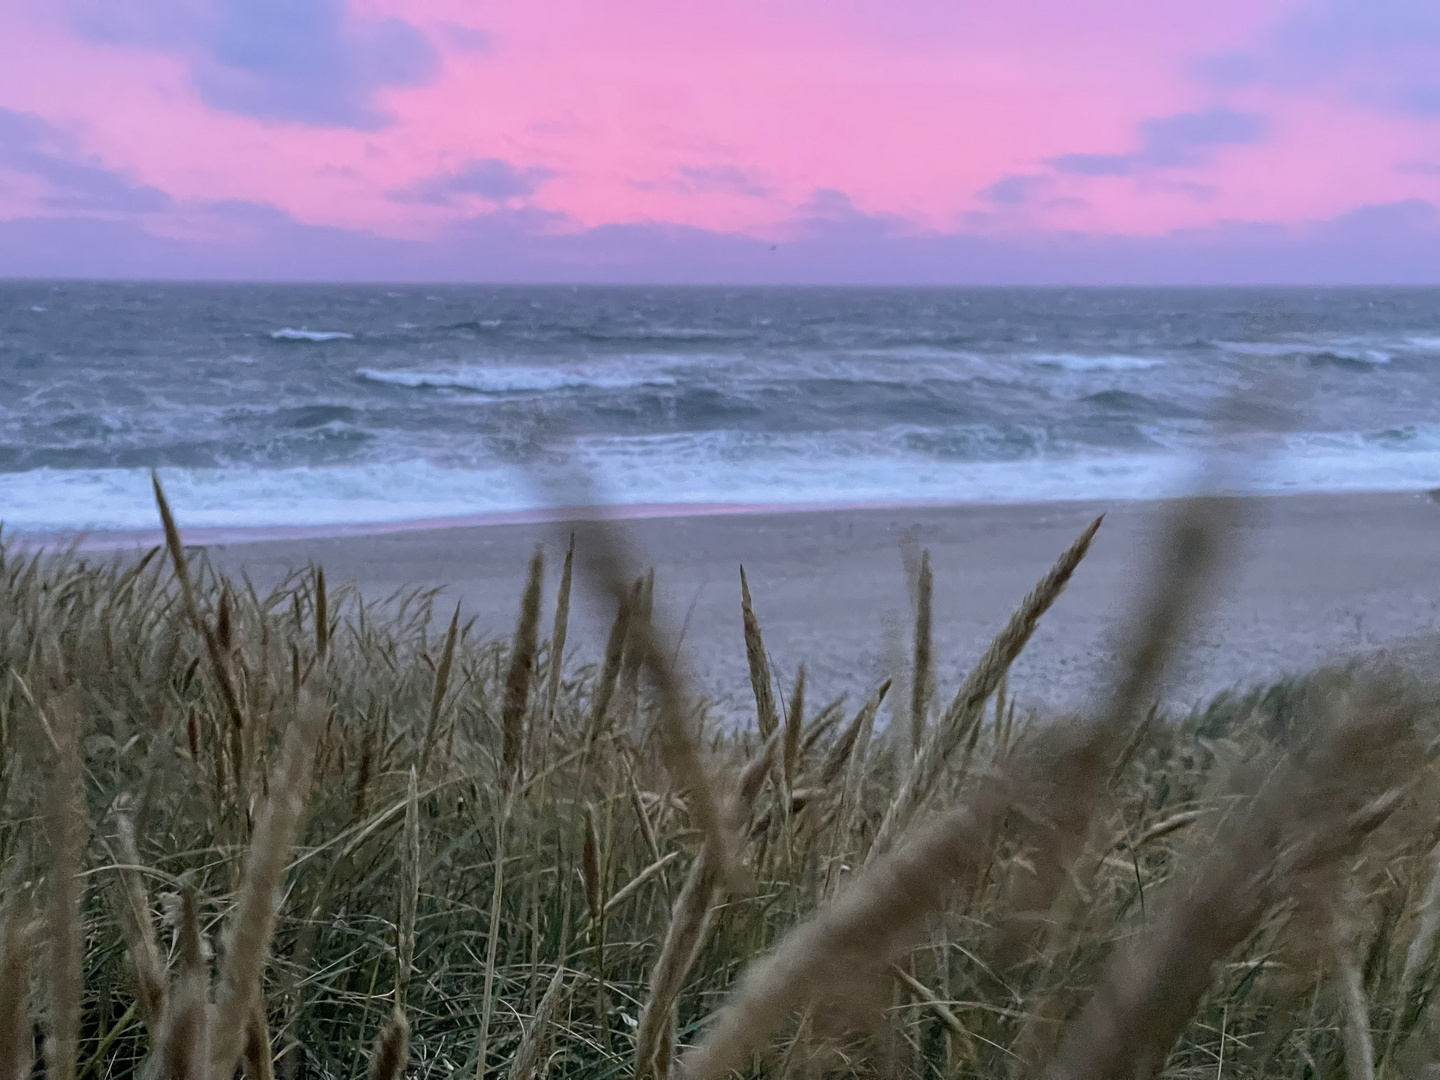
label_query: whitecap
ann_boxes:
[271,328,354,342]
[356,365,677,394]
[1029,353,1165,372]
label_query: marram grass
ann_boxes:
[1,493,1440,1080]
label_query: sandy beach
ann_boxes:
[193,491,1440,721]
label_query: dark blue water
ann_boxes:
[2,282,1438,534]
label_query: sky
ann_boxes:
[2,0,1439,283]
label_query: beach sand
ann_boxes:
[201,491,1440,721]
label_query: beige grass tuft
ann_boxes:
[366,1006,410,1080]
[502,546,545,783]
[871,514,1103,860]
[0,878,34,1080]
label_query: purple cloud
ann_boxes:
[1052,108,1268,178]
[1197,0,1440,119]
[978,173,1048,204]
[65,0,438,129]
[0,108,172,212]
[674,165,772,198]
[3,192,1436,285]
[388,159,557,206]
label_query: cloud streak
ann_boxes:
[1052,108,1268,178]
[388,159,557,206]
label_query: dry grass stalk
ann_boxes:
[585,590,631,749]
[366,1006,410,1080]
[502,546,545,784]
[635,735,779,1080]
[1335,889,1377,1080]
[582,803,604,922]
[626,761,663,865]
[113,804,166,1029]
[872,515,1103,861]
[1098,497,1237,775]
[800,695,846,758]
[418,602,461,780]
[474,801,511,1080]
[507,963,570,1080]
[602,850,679,918]
[617,571,652,731]
[575,522,738,891]
[314,566,328,660]
[681,777,1013,1080]
[1043,691,1418,1080]
[827,682,891,892]
[1001,500,1237,989]
[635,844,723,1080]
[208,692,328,1080]
[738,728,782,811]
[1401,838,1440,989]
[740,567,780,739]
[396,766,420,1007]
[152,474,246,739]
[783,664,806,797]
[1039,787,1287,1079]
[148,884,209,1080]
[243,1003,276,1080]
[0,882,34,1080]
[42,695,85,1080]
[889,961,977,1064]
[1378,837,1440,1076]
[541,532,576,733]
[910,549,933,762]
[821,681,889,791]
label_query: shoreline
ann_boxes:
[9,483,1440,553]
[6,495,977,552]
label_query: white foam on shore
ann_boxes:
[3,427,1438,540]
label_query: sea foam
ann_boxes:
[271,328,355,342]
[1029,353,1166,372]
[5,427,1439,538]
[357,366,679,394]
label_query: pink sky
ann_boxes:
[2,0,1439,282]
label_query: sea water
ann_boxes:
[2,282,1438,537]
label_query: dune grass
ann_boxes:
[1,490,1440,1080]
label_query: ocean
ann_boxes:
[2,282,1438,538]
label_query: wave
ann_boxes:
[445,319,504,332]
[6,423,1440,535]
[271,328,354,342]
[1308,350,1391,370]
[1221,338,1393,365]
[576,327,755,344]
[356,365,679,394]
[1028,353,1166,372]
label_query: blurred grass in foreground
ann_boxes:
[1,489,1439,1080]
